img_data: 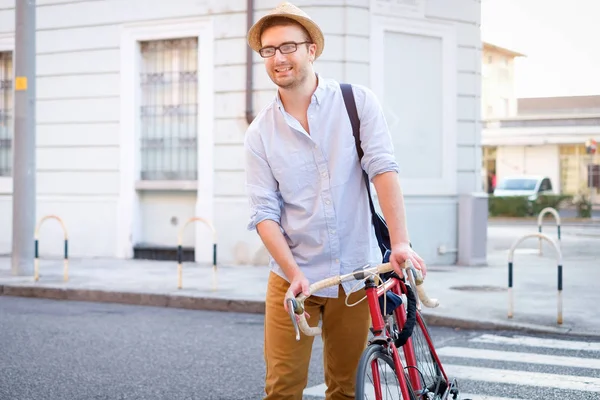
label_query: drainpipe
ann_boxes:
[245,0,255,124]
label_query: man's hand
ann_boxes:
[283,272,311,321]
[389,242,427,278]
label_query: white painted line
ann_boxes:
[459,395,524,400]
[437,346,600,370]
[303,383,327,397]
[304,384,525,400]
[446,364,600,392]
[470,334,600,352]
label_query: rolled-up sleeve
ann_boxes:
[353,85,400,182]
[244,126,281,231]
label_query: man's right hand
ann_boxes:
[283,272,311,319]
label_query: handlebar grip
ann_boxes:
[297,316,321,337]
[407,265,439,308]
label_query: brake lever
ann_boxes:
[286,298,301,341]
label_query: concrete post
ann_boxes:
[11,0,36,276]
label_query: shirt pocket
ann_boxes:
[270,150,318,201]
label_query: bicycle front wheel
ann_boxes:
[355,343,417,400]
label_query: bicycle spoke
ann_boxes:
[356,345,414,400]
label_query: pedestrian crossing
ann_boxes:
[303,332,600,399]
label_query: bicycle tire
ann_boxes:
[355,343,417,400]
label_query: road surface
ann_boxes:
[1,297,599,400]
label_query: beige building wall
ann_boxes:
[496,145,561,193]
[0,0,482,265]
[481,42,524,120]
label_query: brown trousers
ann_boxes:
[263,272,371,400]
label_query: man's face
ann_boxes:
[260,24,316,90]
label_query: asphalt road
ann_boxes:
[1,297,599,400]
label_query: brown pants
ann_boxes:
[263,272,371,400]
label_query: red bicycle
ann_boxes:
[285,261,465,400]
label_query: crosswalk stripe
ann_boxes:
[469,334,600,352]
[303,383,327,397]
[302,384,526,400]
[458,395,525,400]
[437,346,600,369]
[304,334,600,398]
[446,364,600,392]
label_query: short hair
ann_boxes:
[259,16,312,45]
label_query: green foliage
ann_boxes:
[530,194,573,215]
[488,194,572,217]
[488,196,531,217]
[574,195,592,218]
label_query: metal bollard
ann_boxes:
[507,232,563,324]
[34,215,69,282]
[537,207,561,256]
[177,217,218,290]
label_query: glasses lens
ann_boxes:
[280,44,297,54]
[260,47,275,57]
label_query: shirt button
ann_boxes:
[335,259,340,263]
[321,172,327,177]
[330,229,336,234]
[325,200,331,205]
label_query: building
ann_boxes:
[0,0,483,266]
[483,96,600,199]
[480,39,600,201]
[480,40,524,190]
[481,41,525,120]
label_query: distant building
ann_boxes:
[481,40,600,201]
[481,41,525,120]
[483,96,600,199]
[0,0,482,265]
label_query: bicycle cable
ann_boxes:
[344,270,388,313]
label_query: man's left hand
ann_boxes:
[389,242,427,278]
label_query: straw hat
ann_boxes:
[247,2,325,59]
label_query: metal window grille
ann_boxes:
[139,37,198,181]
[0,51,12,177]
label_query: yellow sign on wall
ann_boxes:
[15,76,27,91]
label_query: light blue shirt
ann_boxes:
[244,75,400,298]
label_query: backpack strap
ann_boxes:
[340,83,364,161]
[340,83,376,216]
[340,83,391,258]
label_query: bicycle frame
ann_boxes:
[363,273,449,399]
[285,261,453,399]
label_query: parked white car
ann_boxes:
[493,175,554,201]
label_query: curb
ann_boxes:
[0,284,265,314]
[419,312,596,338]
[2,284,598,339]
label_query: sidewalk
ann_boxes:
[1,225,599,338]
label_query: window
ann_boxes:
[139,37,198,181]
[0,51,12,177]
[539,178,552,192]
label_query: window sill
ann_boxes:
[135,180,198,191]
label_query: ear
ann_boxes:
[309,43,317,61]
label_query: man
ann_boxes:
[244,2,426,399]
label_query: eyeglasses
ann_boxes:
[259,41,312,58]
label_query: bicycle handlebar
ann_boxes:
[284,260,439,341]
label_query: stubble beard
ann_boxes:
[271,63,308,90]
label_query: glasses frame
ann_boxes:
[258,41,312,58]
